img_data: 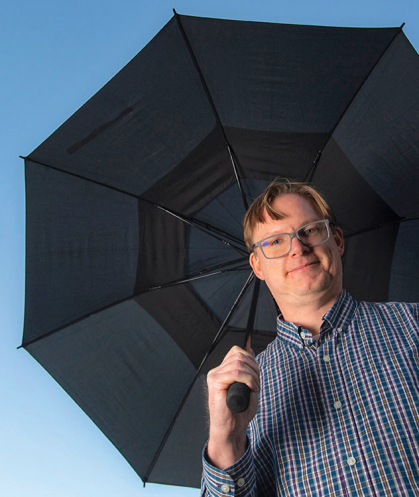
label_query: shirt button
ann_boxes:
[323,355,331,363]
[334,400,342,409]
[237,478,245,488]
[220,484,230,493]
[347,456,357,466]
[337,327,343,332]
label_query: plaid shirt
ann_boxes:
[201,291,419,496]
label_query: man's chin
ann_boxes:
[288,277,333,298]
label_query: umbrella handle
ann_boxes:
[226,382,251,413]
[226,276,259,413]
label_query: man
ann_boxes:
[201,179,419,496]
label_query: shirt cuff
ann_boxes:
[201,441,256,496]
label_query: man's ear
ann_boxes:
[249,252,265,281]
[334,227,345,257]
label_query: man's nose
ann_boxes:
[290,235,309,256]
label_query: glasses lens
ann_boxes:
[298,220,329,247]
[261,234,290,258]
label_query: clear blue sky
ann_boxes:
[2,0,418,495]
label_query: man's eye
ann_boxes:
[270,236,286,246]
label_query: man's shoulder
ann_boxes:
[355,299,419,325]
[357,299,418,313]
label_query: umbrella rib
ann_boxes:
[173,10,249,211]
[343,216,419,238]
[147,261,250,291]
[305,22,406,183]
[18,262,250,350]
[21,155,142,199]
[22,156,248,255]
[191,217,246,247]
[147,199,248,255]
[143,269,255,484]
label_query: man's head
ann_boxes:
[243,179,336,253]
[245,179,344,308]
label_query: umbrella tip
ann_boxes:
[173,8,177,15]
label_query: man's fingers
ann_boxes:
[208,368,260,393]
[209,354,259,382]
[222,350,260,377]
[207,347,260,392]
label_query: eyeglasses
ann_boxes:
[252,219,333,259]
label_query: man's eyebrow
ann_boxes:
[263,218,321,236]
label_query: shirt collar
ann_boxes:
[276,290,358,349]
[322,289,358,333]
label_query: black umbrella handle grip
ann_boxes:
[226,382,251,413]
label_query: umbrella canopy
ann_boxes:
[22,13,419,488]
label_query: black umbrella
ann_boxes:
[21,12,419,488]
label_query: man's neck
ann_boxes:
[278,290,341,336]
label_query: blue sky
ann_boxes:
[2,0,419,495]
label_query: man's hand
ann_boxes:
[206,345,260,470]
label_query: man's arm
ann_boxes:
[207,346,260,466]
[206,346,260,468]
[200,346,260,496]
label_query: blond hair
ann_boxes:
[243,179,335,252]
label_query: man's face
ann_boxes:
[249,194,344,307]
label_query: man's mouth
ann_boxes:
[288,261,318,273]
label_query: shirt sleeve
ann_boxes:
[200,441,256,496]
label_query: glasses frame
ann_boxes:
[252,219,333,259]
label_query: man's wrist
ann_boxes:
[202,440,255,496]
[207,432,248,470]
